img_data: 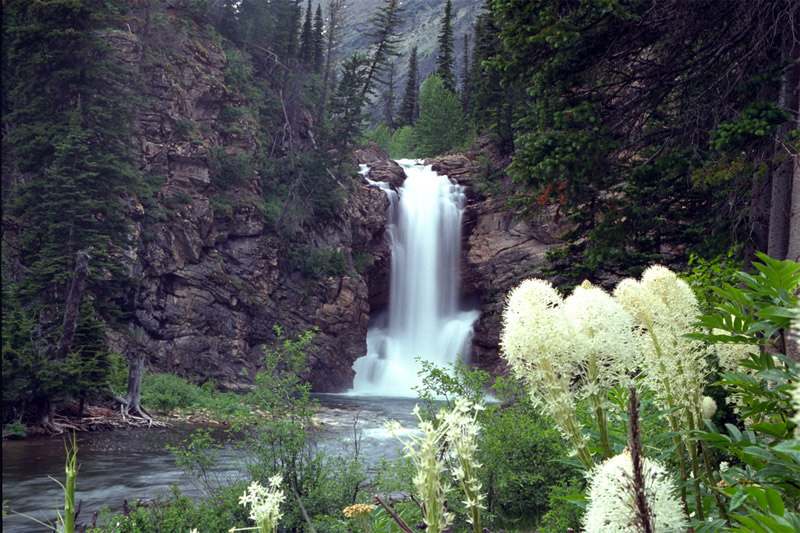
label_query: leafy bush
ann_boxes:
[209,149,255,187]
[141,372,200,415]
[2,419,27,439]
[353,251,374,274]
[387,125,417,159]
[90,484,250,533]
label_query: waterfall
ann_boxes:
[351,160,480,397]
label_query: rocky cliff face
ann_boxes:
[104,13,391,392]
[429,154,569,375]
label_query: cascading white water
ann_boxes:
[351,160,480,396]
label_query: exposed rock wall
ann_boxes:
[429,155,569,375]
[105,16,391,392]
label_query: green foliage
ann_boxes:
[397,46,420,127]
[90,484,250,533]
[413,359,575,528]
[2,419,28,439]
[413,75,467,158]
[352,251,374,275]
[537,480,586,533]
[209,149,255,188]
[141,372,200,415]
[710,103,791,152]
[435,0,456,93]
[383,126,416,159]
[239,327,369,530]
[166,428,227,495]
[488,0,794,280]
[689,254,800,530]
[364,124,392,151]
[684,247,744,313]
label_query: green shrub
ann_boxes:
[2,419,27,439]
[386,125,417,159]
[353,251,374,274]
[141,372,200,415]
[209,149,255,187]
[90,484,250,533]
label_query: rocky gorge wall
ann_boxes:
[103,12,390,393]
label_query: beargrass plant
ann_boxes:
[388,400,487,533]
[232,476,286,533]
[499,254,799,531]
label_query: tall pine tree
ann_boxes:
[299,0,314,67]
[312,4,325,73]
[435,0,456,93]
[397,46,419,127]
[362,0,404,97]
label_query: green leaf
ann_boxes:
[764,488,785,516]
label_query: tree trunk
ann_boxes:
[767,19,800,261]
[56,247,92,361]
[123,352,150,418]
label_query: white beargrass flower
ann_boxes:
[389,405,453,533]
[564,281,638,404]
[613,267,707,431]
[711,329,754,373]
[701,396,717,419]
[500,278,593,467]
[583,450,687,533]
[439,399,485,530]
[238,477,285,533]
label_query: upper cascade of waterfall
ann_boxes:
[351,160,480,397]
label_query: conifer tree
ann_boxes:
[436,0,456,93]
[3,0,141,425]
[460,33,470,111]
[312,4,325,73]
[362,0,405,97]
[414,75,466,157]
[330,54,371,150]
[381,62,398,130]
[398,46,419,127]
[319,0,345,122]
[299,0,314,67]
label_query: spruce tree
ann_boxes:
[299,0,314,67]
[435,0,456,93]
[414,75,466,157]
[398,46,419,127]
[330,54,371,150]
[312,4,325,73]
[460,33,470,111]
[362,0,405,97]
[3,0,141,424]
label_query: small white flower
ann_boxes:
[719,461,730,473]
[701,396,717,419]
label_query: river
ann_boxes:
[1,395,423,532]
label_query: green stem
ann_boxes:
[64,433,78,533]
[591,396,614,459]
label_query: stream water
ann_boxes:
[1,395,422,532]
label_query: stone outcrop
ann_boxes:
[430,154,569,375]
[103,12,392,392]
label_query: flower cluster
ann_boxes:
[388,401,486,533]
[614,266,707,429]
[583,450,687,533]
[389,405,454,533]
[343,503,375,518]
[238,475,285,533]
[438,399,486,529]
[500,278,637,467]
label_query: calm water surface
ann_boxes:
[2,395,422,532]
